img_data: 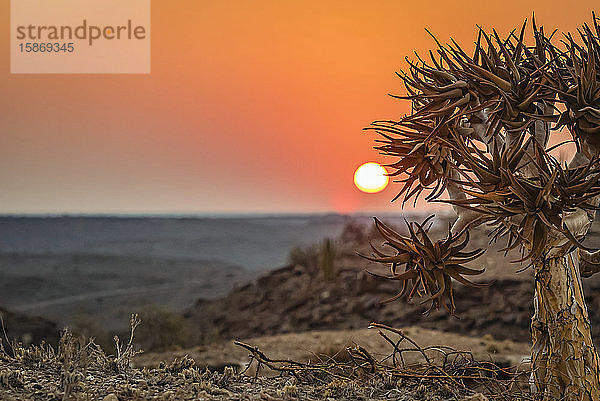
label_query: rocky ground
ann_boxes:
[3,216,600,399]
[0,324,528,401]
[186,265,538,345]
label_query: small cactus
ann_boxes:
[320,238,336,281]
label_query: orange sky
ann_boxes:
[0,0,598,214]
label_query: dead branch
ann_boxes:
[234,323,534,400]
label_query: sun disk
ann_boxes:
[354,162,389,193]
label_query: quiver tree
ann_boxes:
[365,15,600,400]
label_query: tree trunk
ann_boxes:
[530,248,600,400]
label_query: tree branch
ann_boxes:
[533,101,552,148]
[447,173,484,234]
[566,149,600,277]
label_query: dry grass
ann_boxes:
[0,314,241,400]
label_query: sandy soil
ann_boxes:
[134,326,531,373]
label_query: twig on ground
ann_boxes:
[234,323,534,400]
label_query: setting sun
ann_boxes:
[353,162,389,194]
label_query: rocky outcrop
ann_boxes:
[186,261,600,347]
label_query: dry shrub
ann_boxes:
[288,244,319,269]
[339,220,367,245]
[71,312,113,352]
[135,305,194,351]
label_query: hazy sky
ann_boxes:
[1,1,597,214]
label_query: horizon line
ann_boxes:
[0,210,449,219]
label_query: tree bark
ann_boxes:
[530,249,600,400]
